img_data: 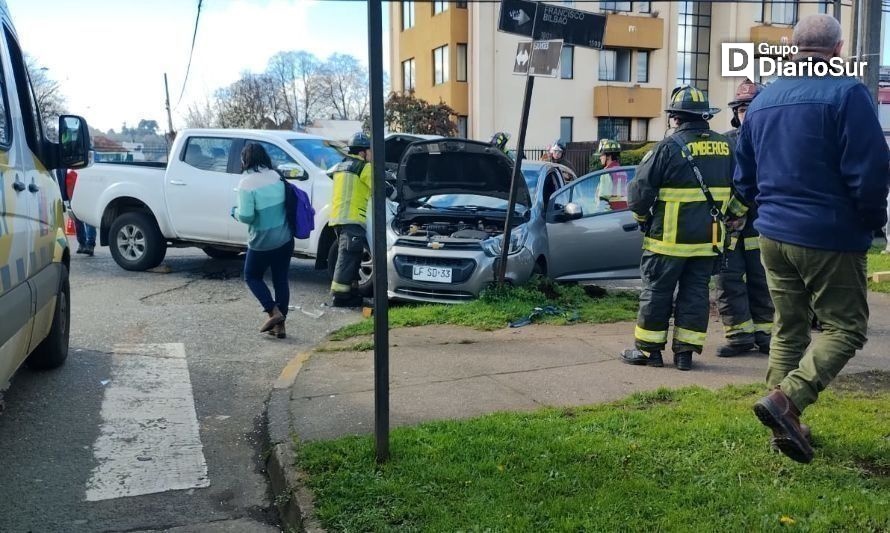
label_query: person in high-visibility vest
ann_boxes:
[621,85,747,371]
[715,78,775,358]
[328,132,373,307]
[593,139,629,211]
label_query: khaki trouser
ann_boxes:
[759,236,869,411]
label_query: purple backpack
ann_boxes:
[281,178,315,239]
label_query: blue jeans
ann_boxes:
[244,240,294,315]
[74,216,96,247]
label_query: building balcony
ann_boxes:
[593,86,662,118]
[749,25,793,51]
[603,13,663,50]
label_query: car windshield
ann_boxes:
[287,138,347,171]
[409,169,538,214]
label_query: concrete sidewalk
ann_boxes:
[265,292,890,530]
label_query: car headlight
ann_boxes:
[482,224,529,257]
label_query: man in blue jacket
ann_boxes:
[734,14,890,464]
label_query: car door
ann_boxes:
[0,27,35,385]
[165,135,242,244]
[546,168,643,280]
[252,140,316,252]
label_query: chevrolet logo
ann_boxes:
[427,242,444,250]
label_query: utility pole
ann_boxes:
[164,73,175,136]
[861,0,882,106]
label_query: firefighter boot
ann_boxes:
[620,349,664,367]
[716,333,756,357]
[673,351,693,371]
[755,332,771,355]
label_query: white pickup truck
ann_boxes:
[72,128,377,291]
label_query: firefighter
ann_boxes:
[715,79,775,357]
[621,85,747,371]
[543,139,576,175]
[490,131,511,154]
[594,139,629,211]
[328,132,373,308]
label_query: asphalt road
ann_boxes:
[0,241,361,532]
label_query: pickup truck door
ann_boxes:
[545,168,643,280]
[255,140,315,253]
[165,136,244,244]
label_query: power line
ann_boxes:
[176,0,203,109]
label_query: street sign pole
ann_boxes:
[366,0,389,464]
[497,73,534,285]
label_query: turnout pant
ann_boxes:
[759,237,868,411]
[715,237,774,343]
[330,224,365,297]
[635,251,715,354]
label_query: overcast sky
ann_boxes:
[9,0,388,132]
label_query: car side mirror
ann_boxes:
[563,202,583,221]
[58,115,91,170]
[278,163,308,181]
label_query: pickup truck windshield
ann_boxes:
[288,139,347,172]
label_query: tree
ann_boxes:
[136,119,159,136]
[184,98,217,128]
[320,53,369,121]
[266,51,325,127]
[374,92,458,136]
[214,72,291,129]
[26,55,66,139]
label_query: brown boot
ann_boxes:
[272,321,286,339]
[260,306,285,333]
[753,389,814,464]
[771,423,811,452]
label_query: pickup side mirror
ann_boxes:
[278,163,308,181]
[58,115,91,170]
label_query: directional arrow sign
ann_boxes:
[498,0,537,38]
[533,3,607,50]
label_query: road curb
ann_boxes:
[265,351,326,533]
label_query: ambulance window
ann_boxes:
[4,26,42,156]
[0,32,9,148]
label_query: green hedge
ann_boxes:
[588,142,656,173]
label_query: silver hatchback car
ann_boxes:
[386,138,643,304]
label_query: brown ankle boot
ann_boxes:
[272,321,286,339]
[260,306,285,332]
[754,389,814,464]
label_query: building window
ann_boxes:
[433,45,449,85]
[637,2,651,13]
[677,0,711,95]
[560,117,574,143]
[402,58,416,91]
[457,0,467,7]
[760,1,797,25]
[457,115,468,138]
[598,118,632,142]
[560,45,574,79]
[433,1,448,15]
[457,44,467,82]
[636,51,649,83]
[634,118,649,141]
[402,1,415,30]
[599,49,632,82]
[601,1,632,12]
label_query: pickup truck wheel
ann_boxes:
[203,247,242,260]
[27,266,70,370]
[109,212,167,271]
[327,239,374,297]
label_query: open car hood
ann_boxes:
[396,138,530,207]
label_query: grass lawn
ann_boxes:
[329,279,639,341]
[297,375,890,532]
[868,247,890,293]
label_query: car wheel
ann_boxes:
[203,246,242,259]
[109,211,167,271]
[327,239,374,297]
[27,265,70,370]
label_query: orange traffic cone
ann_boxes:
[65,215,76,236]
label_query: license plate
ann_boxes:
[412,265,453,283]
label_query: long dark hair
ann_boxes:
[241,143,273,173]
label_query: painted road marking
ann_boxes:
[85,343,209,501]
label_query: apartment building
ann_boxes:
[389,1,855,148]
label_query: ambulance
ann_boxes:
[0,0,91,389]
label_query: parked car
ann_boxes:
[385,138,642,304]
[1,0,92,389]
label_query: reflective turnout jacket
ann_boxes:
[628,121,746,257]
[329,156,373,227]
